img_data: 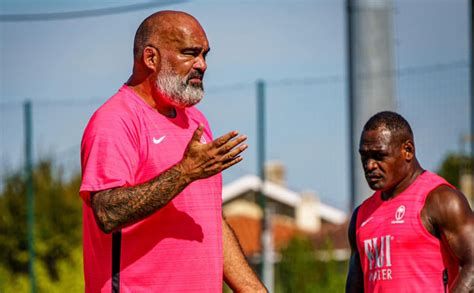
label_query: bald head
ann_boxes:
[133,11,204,60]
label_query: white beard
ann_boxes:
[155,65,204,108]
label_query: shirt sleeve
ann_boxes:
[79,107,139,203]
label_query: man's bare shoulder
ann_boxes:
[427,185,470,211]
[425,184,473,229]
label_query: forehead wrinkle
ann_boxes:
[151,16,207,50]
[158,26,187,48]
[372,127,393,144]
[359,142,389,153]
[360,128,393,151]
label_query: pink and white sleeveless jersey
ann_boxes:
[80,85,223,292]
[356,171,459,292]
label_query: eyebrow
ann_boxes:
[182,46,210,51]
[358,147,388,153]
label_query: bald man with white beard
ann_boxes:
[80,11,266,293]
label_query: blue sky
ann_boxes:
[0,0,470,211]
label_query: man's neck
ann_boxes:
[381,164,424,200]
[126,79,177,118]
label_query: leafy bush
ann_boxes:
[0,159,84,292]
[275,236,347,292]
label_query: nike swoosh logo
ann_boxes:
[361,217,374,227]
[153,136,166,144]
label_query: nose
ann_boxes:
[364,158,377,172]
[193,55,207,73]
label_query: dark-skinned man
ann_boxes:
[80,11,266,292]
[346,111,473,292]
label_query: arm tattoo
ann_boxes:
[91,166,189,233]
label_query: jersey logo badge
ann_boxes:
[153,136,166,144]
[391,205,405,224]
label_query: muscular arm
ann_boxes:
[423,185,474,292]
[346,207,364,293]
[223,219,267,293]
[91,124,247,233]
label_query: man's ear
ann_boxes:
[402,140,415,162]
[142,46,160,72]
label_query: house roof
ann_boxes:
[226,214,349,259]
[226,215,300,256]
[311,220,350,251]
[222,174,347,224]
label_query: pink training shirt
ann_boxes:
[356,171,459,292]
[80,85,223,292]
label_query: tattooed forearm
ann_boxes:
[90,125,249,234]
[91,166,189,233]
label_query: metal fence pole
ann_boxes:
[256,80,271,288]
[24,100,36,293]
[469,0,473,201]
[346,0,356,212]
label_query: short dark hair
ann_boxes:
[363,111,414,145]
[132,11,199,61]
[133,15,156,60]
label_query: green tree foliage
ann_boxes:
[0,246,84,292]
[0,159,84,291]
[275,236,347,293]
[437,153,473,189]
